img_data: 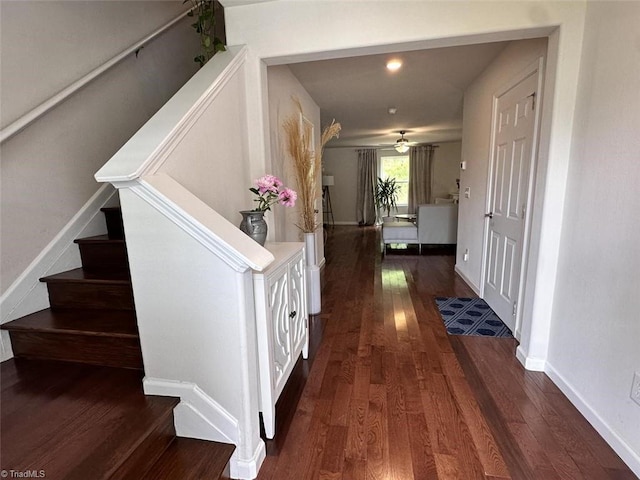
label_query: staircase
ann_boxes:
[0,207,235,479]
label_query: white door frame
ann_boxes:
[479,57,545,340]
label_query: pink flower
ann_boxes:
[250,174,295,211]
[278,188,297,207]
[255,174,282,194]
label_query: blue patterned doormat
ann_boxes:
[435,297,513,338]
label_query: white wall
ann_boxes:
[456,38,548,290]
[0,1,199,294]
[546,1,640,473]
[323,143,462,225]
[266,65,323,246]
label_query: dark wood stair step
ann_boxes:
[101,206,125,240]
[75,235,128,270]
[2,309,142,369]
[41,268,134,310]
[1,359,178,480]
[0,308,138,336]
[142,437,235,480]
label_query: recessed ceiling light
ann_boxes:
[386,59,402,71]
[388,107,397,115]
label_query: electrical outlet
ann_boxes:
[631,372,640,407]
[463,249,469,262]
[464,187,471,198]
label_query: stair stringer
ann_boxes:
[143,377,266,480]
[143,377,239,444]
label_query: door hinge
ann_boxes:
[512,302,517,317]
[528,92,536,110]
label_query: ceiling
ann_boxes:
[286,42,510,149]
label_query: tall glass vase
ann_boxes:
[239,210,267,246]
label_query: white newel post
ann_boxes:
[304,231,321,315]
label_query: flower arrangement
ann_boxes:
[249,174,297,211]
[283,98,341,232]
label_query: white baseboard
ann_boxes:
[515,344,546,371]
[545,363,640,477]
[453,265,480,295]
[143,377,238,444]
[0,184,117,362]
[230,442,266,480]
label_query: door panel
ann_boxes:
[483,72,539,332]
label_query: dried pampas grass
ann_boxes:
[283,98,341,233]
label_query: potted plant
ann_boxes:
[375,177,401,221]
[238,175,297,246]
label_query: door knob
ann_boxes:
[289,311,296,319]
[485,212,493,219]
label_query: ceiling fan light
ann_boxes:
[394,141,410,153]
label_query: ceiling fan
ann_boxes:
[394,131,411,153]
[378,130,418,152]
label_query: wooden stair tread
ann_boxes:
[41,267,130,284]
[1,358,178,480]
[1,308,138,338]
[142,437,235,480]
[74,234,125,244]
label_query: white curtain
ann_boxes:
[356,149,377,225]
[408,145,435,214]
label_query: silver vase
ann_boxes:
[239,210,267,246]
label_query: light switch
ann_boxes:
[464,187,470,198]
[460,161,467,171]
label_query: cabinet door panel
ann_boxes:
[289,254,307,355]
[269,271,291,391]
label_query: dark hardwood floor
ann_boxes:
[257,226,636,480]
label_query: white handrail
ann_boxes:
[0,8,191,144]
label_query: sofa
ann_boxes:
[382,203,458,254]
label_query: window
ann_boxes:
[380,155,409,205]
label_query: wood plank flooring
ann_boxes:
[257,226,636,480]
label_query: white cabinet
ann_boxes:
[253,242,308,439]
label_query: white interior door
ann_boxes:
[483,71,539,333]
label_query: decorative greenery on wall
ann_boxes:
[184,0,226,67]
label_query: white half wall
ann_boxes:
[0,1,199,294]
[546,2,640,475]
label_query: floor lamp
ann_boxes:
[322,175,335,227]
